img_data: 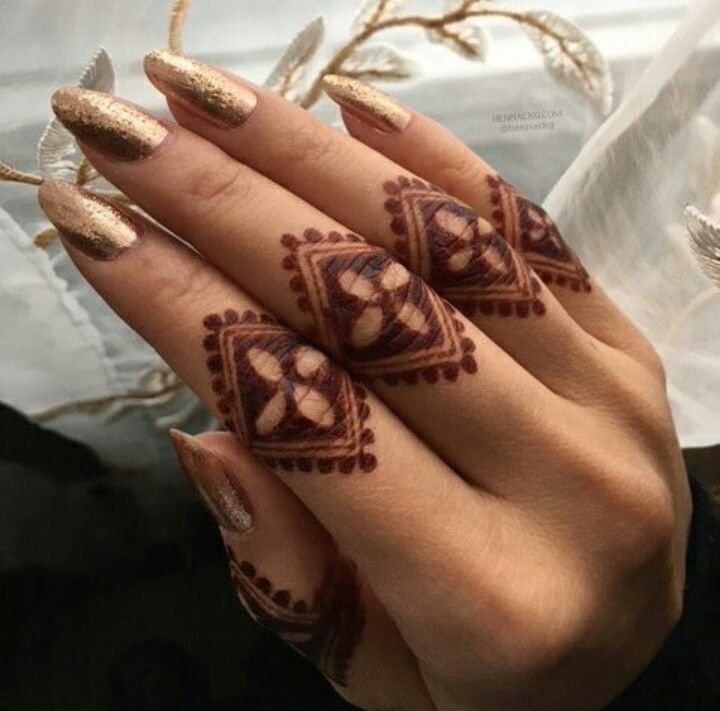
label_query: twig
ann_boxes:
[169,0,192,54]
[0,161,43,186]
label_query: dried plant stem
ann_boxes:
[302,6,588,108]
[75,157,94,186]
[0,161,43,186]
[169,0,192,54]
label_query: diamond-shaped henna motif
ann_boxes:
[226,545,364,687]
[282,229,477,385]
[383,176,546,318]
[486,174,591,292]
[203,309,376,474]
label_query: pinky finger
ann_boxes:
[170,429,434,711]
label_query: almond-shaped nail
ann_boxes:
[322,75,411,134]
[38,180,140,260]
[144,50,257,129]
[170,429,253,533]
[51,87,168,161]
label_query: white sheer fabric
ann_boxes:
[0,0,716,473]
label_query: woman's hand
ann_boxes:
[38,52,690,711]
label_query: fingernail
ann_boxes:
[144,49,257,129]
[51,87,168,161]
[38,180,141,260]
[170,429,253,533]
[322,75,411,134]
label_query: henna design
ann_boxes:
[282,229,477,385]
[203,309,376,474]
[384,176,546,318]
[226,545,365,687]
[486,174,591,292]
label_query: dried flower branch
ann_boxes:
[297,0,612,113]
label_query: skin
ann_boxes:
[38,64,691,711]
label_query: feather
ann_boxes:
[351,0,406,36]
[426,21,490,61]
[686,205,720,289]
[341,44,418,80]
[37,47,116,180]
[264,16,325,100]
[521,11,613,116]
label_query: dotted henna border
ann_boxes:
[281,228,477,386]
[202,308,377,475]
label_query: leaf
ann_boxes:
[686,205,720,289]
[341,44,418,81]
[351,0,406,36]
[33,227,60,248]
[426,22,490,61]
[264,16,325,100]
[520,11,613,116]
[37,47,116,179]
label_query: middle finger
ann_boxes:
[51,87,563,493]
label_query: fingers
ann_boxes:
[37,179,502,619]
[48,87,568,493]
[170,430,434,710]
[324,76,663,375]
[140,52,635,398]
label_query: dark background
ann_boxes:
[1,401,717,711]
[0,403,354,711]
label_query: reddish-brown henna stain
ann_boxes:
[225,545,365,687]
[383,176,546,318]
[203,309,376,474]
[486,174,591,292]
[282,229,477,385]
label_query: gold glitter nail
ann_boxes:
[322,75,411,133]
[51,87,168,161]
[38,180,140,261]
[144,50,257,129]
[170,430,254,533]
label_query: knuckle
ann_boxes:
[602,470,677,566]
[273,122,341,170]
[154,255,218,311]
[435,149,483,198]
[182,160,249,214]
[496,584,594,678]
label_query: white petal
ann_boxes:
[255,391,287,435]
[247,347,283,383]
[351,306,384,348]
